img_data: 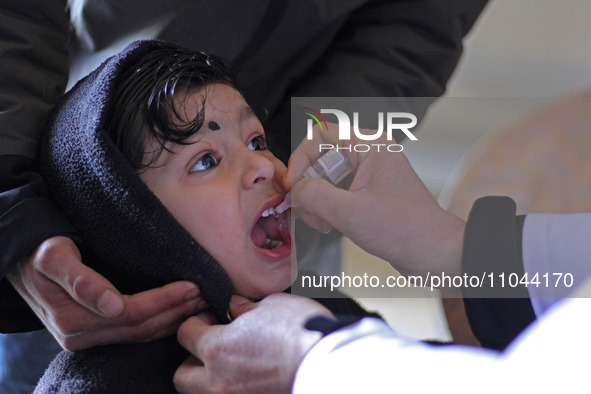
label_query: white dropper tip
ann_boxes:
[274,192,291,215]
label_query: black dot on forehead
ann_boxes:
[208,121,220,131]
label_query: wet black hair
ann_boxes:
[105,41,240,170]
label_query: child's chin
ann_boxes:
[254,278,296,299]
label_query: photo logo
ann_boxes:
[304,108,417,152]
[304,107,328,133]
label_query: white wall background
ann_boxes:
[448,0,591,98]
[410,0,591,197]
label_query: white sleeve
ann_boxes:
[294,279,591,393]
[294,318,502,393]
[522,213,591,315]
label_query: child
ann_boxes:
[35,40,377,393]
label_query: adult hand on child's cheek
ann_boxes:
[174,293,333,394]
[7,236,204,351]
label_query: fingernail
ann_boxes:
[97,289,124,317]
[230,295,250,305]
[196,298,209,310]
[185,287,200,301]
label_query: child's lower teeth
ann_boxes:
[264,238,283,250]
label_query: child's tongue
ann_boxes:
[251,213,289,250]
[251,222,268,247]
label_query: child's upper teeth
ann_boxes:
[261,207,276,217]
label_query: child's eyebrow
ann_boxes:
[239,105,256,122]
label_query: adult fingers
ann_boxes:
[292,178,359,234]
[286,123,343,186]
[120,281,201,323]
[59,295,205,350]
[37,239,203,322]
[84,281,204,341]
[34,237,125,318]
[228,295,259,319]
[174,356,207,394]
[177,313,219,361]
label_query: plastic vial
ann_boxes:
[303,148,353,185]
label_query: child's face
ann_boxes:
[139,84,294,299]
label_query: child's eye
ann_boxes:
[248,135,268,151]
[190,153,218,172]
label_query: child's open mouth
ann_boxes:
[251,208,291,253]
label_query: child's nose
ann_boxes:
[241,149,276,188]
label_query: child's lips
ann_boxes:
[250,204,292,257]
